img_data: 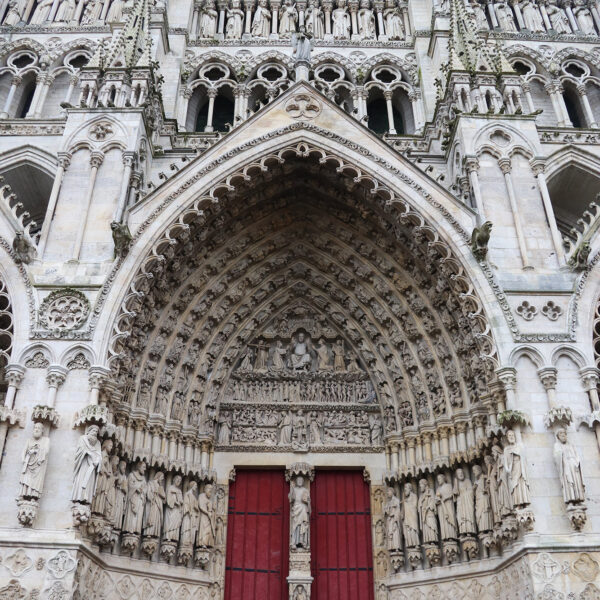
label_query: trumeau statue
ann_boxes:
[553,428,585,504]
[403,483,420,547]
[435,473,458,540]
[72,425,103,505]
[197,484,216,548]
[290,476,310,549]
[164,475,184,542]
[19,423,50,500]
[454,468,476,535]
[503,430,531,508]
[384,487,401,550]
[123,462,147,534]
[143,472,166,538]
[418,479,439,543]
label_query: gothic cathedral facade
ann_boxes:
[0,0,599,597]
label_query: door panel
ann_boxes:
[311,470,374,600]
[225,469,289,600]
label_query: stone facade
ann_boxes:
[0,0,600,597]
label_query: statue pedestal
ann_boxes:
[288,551,313,599]
[295,62,310,82]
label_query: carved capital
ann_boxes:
[579,366,600,391]
[498,157,512,174]
[464,156,480,173]
[11,75,22,86]
[89,365,110,390]
[530,157,546,176]
[207,88,219,99]
[90,151,105,169]
[537,366,558,391]
[46,366,67,389]
[4,364,25,388]
[122,151,136,168]
[57,152,72,170]
[496,366,517,391]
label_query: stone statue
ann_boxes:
[418,478,439,543]
[239,347,254,371]
[251,0,271,38]
[384,487,401,550]
[495,2,517,30]
[164,475,184,542]
[289,476,310,549]
[123,461,147,534]
[181,482,200,547]
[472,464,493,532]
[315,338,332,370]
[384,0,404,40]
[521,0,545,31]
[19,423,50,500]
[435,473,458,540]
[91,439,114,517]
[369,414,383,446]
[280,411,293,445]
[217,413,232,444]
[12,232,36,264]
[30,0,53,23]
[105,455,119,522]
[332,0,351,38]
[292,409,308,450]
[293,585,308,600]
[470,0,489,29]
[225,0,244,38]
[253,339,269,371]
[492,444,513,517]
[309,411,323,444]
[197,484,216,547]
[574,0,596,33]
[306,0,324,38]
[358,0,376,38]
[553,429,585,504]
[503,430,531,508]
[3,1,22,25]
[72,425,103,505]
[279,0,298,36]
[81,0,103,23]
[403,482,420,547]
[288,333,313,370]
[106,0,123,22]
[143,472,166,538]
[111,222,132,259]
[333,339,346,371]
[454,468,476,535]
[547,2,570,32]
[199,0,218,37]
[113,459,128,530]
[270,340,287,370]
[471,221,492,261]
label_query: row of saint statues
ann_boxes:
[238,333,363,372]
[466,0,599,35]
[381,429,584,563]
[2,0,128,26]
[193,0,407,40]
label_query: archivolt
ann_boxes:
[105,141,501,448]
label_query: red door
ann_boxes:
[224,470,289,600]
[311,470,374,600]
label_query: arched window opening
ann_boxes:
[0,276,14,402]
[334,86,354,114]
[563,85,585,127]
[42,71,71,117]
[247,84,268,115]
[0,162,54,234]
[367,95,391,135]
[15,79,36,118]
[194,87,234,133]
[547,165,600,238]
[527,79,557,126]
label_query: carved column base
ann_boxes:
[406,547,421,570]
[71,502,91,526]
[178,544,193,565]
[141,537,159,559]
[566,503,587,530]
[442,540,460,564]
[516,507,535,531]
[16,498,39,527]
[423,543,440,567]
[194,548,212,569]
[160,540,178,561]
[121,533,140,555]
[389,549,405,573]
[460,535,479,560]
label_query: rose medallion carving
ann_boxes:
[38,289,90,331]
[88,122,114,141]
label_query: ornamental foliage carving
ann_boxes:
[38,289,90,332]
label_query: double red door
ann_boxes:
[224,469,373,600]
[225,470,289,600]
[311,470,374,600]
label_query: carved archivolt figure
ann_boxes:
[91,439,114,517]
[472,464,493,532]
[403,483,420,547]
[19,423,50,500]
[436,473,458,540]
[144,472,166,538]
[503,430,531,508]
[384,487,401,550]
[418,478,439,543]
[290,476,310,549]
[197,484,216,548]
[181,482,200,547]
[72,425,103,505]
[454,468,476,535]
[164,475,184,542]
[553,429,585,504]
[123,462,147,534]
